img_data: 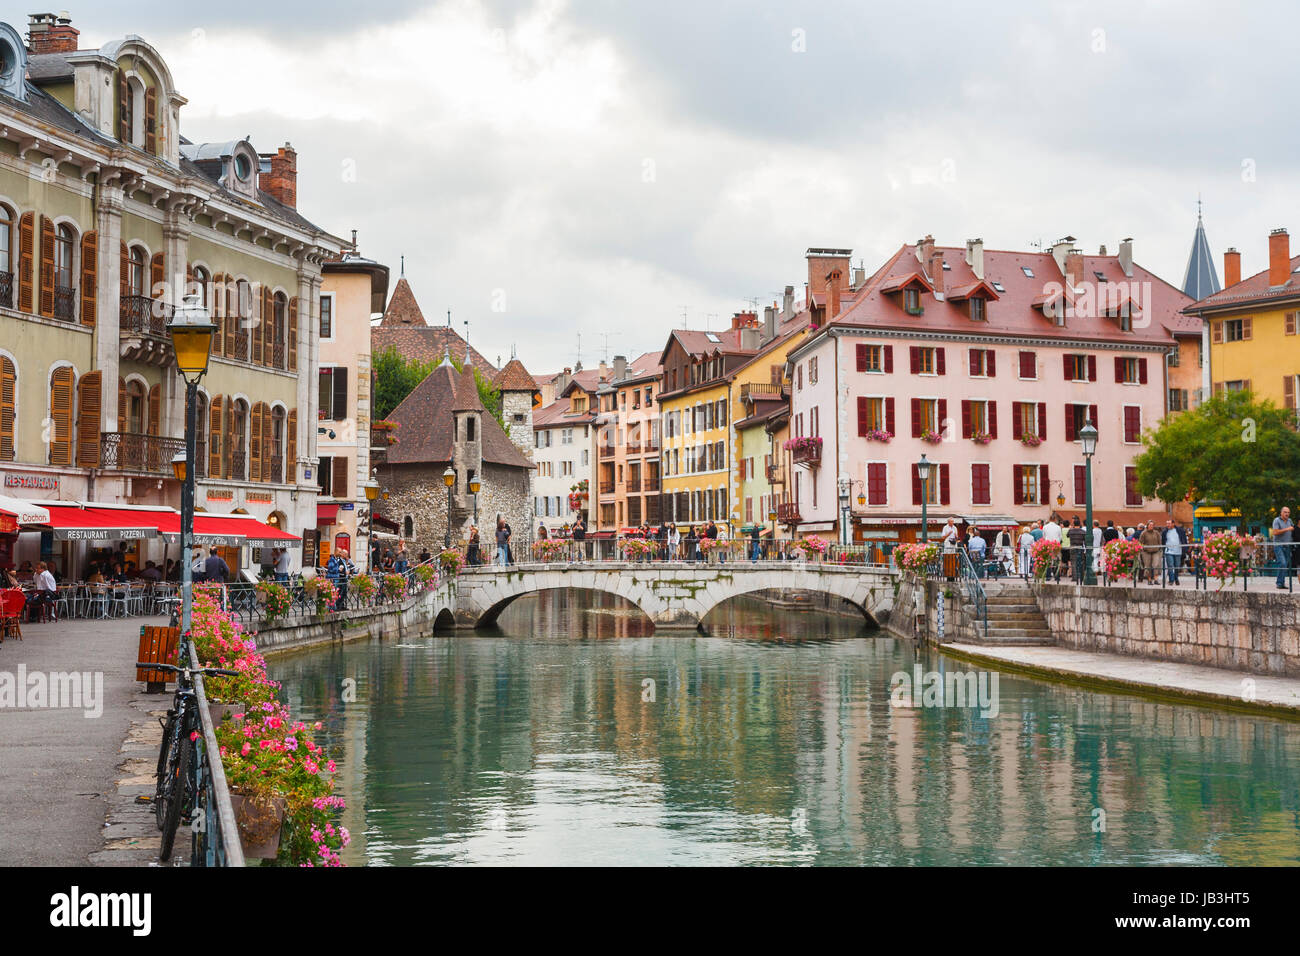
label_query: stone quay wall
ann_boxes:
[255,582,456,656]
[886,573,980,646]
[1034,583,1300,676]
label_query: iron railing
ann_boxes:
[189,639,246,867]
[53,284,75,321]
[0,270,12,309]
[100,431,186,473]
[956,547,989,639]
[120,295,172,336]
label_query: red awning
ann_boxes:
[40,504,166,541]
[316,504,339,526]
[154,513,300,547]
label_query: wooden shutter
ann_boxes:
[909,347,919,374]
[986,350,996,377]
[17,212,34,313]
[1037,402,1047,441]
[883,345,893,373]
[288,296,299,371]
[1089,404,1098,429]
[263,286,274,366]
[249,403,264,482]
[939,463,950,505]
[1242,316,1252,340]
[210,273,225,357]
[144,86,157,155]
[935,348,945,375]
[150,252,163,300]
[1138,358,1148,384]
[209,396,224,479]
[1013,467,1024,505]
[262,405,274,481]
[910,398,922,438]
[79,231,97,326]
[120,241,129,299]
[286,409,297,484]
[332,456,349,498]
[856,344,867,372]
[38,215,55,318]
[147,384,160,437]
[911,464,922,505]
[1285,376,1296,411]
[961,400,972,438]
[1012,403,1023,441]
[1286,312,1297,336]
[937,399,948,433]
[1065,405,1076,442]
[988,401,998,439]
[0,357,14,461]
[1088,355,1097,381]
[49,367,74,465]
[885,397,895,435]
[969,349,980,376]
[226,400,238,478]
[1039,464,1049,504]
[1062,354,1073,380]
[1018,351,1034,378]
[333,367,348,418]
[857,396,868,436]
[1211,320,1222,344]
[225,276,237,357]
[117,376,126,432]
[117,69,129,141]
[251,287,264,364]
[75,370,100,466]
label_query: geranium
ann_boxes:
[622,537,655,558]
[790,535,829,558]
[413,564,439,590]
[864,429,893,443]
[353,573,378,604]
[533,539,568,562]
[381,572,408,601]
[438,548,466,576]
[920,428,945,444]
[255,580,290,623]
[312,577,339,615]
[1202,530,1246,589]
[1101,537,1143,580]
[783,435,823,452]
[1019,433,1043,447]
[894,541,939,574]
[970,431,992,445]
[1030,538,1062,579]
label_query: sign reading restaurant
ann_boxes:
[4,472,59,491]
[56,528,154,541]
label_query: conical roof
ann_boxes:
[379,277,428,326]
[1182,209,1221,300]
[494,357,536,392]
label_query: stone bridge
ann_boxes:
[447,562,898,631]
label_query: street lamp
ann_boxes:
[364,476,380,572]
[768,508,777,559]
[167,293,216,638]
[1080,420,1099,584]
[917,455,932,543]
[442,466,456,548]
[837,476,850,547]
[469,476,481,526]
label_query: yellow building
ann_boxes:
[1187,227,1300,411]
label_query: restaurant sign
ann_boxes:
[206,490,235,501]
[246,491,273,503]
[56,528,154,541]
[0,515,17,535]
[4,472,58,491]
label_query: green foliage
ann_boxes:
[372,346,503,427]
[1134,390,1300,527]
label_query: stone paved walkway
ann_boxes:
[941,642,1300,714]
[0,614,178,866]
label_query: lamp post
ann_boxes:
[917,455,932,543]
[469,476,481,526]
[167,293,216,639]
[1080,420,1099,584]
[442,466,456,548]
[363,476,380,572]
[837,476,850,548]
[768,508,777,560]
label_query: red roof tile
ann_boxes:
[386,364,532,469]
[1186,254,1300,313]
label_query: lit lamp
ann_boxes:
[469,476,481,526]
[443,466,456,548]
[363,476,380,572]
[167,293,215,644]
[917,455,932,543]
[1079,420,1099,584]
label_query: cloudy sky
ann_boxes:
[68,1,1300,372]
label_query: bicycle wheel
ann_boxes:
[158,731,192,862]
[154,713,181,829]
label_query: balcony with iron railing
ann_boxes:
[120,295,173,337]
[790,441,822,466]
[777,501,802,523]
[643,475,659,492]
[599,444,616,458]
[0,271,12,309]
[626,478,641,493]
[100,432,186,473]
[599,481,615,495]
[53,285,75,321]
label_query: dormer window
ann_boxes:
[969,297,986,321]
[235,154,253,182]
[904,288,922,314]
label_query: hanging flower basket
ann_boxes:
[1202,531,1247,589]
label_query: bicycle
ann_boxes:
[137,649,238,862]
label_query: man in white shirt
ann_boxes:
[940,518,960,552]
[1042,517,1063,543]
[274,547,292,582]
[33,561,57,621]
[1091,520,1104,573]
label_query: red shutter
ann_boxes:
[987,350,996,377]
[969,349,980,376]
[856,344,867,372]
[1019,350,1034,378]
[1039,465,1049,504]
[909,347,919,374]
[910,398,921,438]
[988,401,998,439]
[938,399,948,435]
[1065,405,1076,442]
[1138,358,1148,384]
[1012,404,1023,440]
[936,348,946,375]
[1037,402,1047,440]
[80,231,97,327]
[1063,354,1073,380]
[1114,356,1124,382]
[939,463,950,505]
[883,346,893,373]
[961,400,972,438]
[1074,465,1086,505]
[857,396,868,436]
[911,464,922,505]
[885,397,895,435]
[1089,404,1098,429]
[868,463,886,505]
[1088,355,1097,381]
[1013,468,1024,505]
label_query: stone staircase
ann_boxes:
[967,580,1055,646]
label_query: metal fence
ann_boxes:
[190,638,245,867]
[472,535,896,568]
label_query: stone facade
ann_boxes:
[501,390,535,458]
[387,461,531,556]
[1034,583,1300,676]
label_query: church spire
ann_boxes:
[1181,199,1221,300]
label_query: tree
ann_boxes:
[1134,390,1300,527]
[372,347,503,426]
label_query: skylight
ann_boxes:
[1021,266,1034,277]
[1094,271,1107,282]
[705,333,721,343]
[992,282,1005,292]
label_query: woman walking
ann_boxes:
[494,517,509,566]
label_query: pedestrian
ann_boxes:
[1163,519,1182,586]
[419,546,431,564]
[1018,525,1035,577]
[327,547,351,606]
[190,548,206,584]
[656,521,667,561]
[967,528,987,576]
[203,547,229,584]
[1091,520,1104,574]
[1138,521,1163,584]
[667,522,680,560]
[994,526,1013,576]
[940,517,959,552]
[467,526,481,566]
[31,561,57,621]
[750,522,761,562]
[571,512,586,562]
[394,543,409,576]
[494,517,509,566]
[1067,517,1087,583]
[1271,505,1293,589]
[537,523,548,540]
[1102,520,1119,545]
[684,525,698,562]
[274,546,292,583]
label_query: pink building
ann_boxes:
[784,238,1190,545]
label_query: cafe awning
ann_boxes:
[36,503,167,540]
[154,512,300,548]
[0,495,50,529]
[316,503,339,526]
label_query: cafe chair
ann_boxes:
[1,589,24,641]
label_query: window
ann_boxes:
[54,224,74,288]
[1123,405,1141,443]
[1021,266,1034,278]
[866,462,887,505]
[856,343,887,373]
[1065,403,1096,441]
[961,399,995,440]
[857,396,886,433]
[1115,357,1147,385]
[904,288,922,314]
[1166,347,1180,368]
[910,346,942,375]
[968,348,995,377]
[1169,388,1190,412]
[915,398,939,436]
[911,461,947,505]
[319,293,333,339]
[1223,318,1249,342]
[969,297,986,322]
[1014,464,1042,505]
[318,366,348,420]
[0,204,12,282]
[1125,466,1142,506]
[1012,401,1044,440]
[1064,354,1091,381]
[971,463,991,505]
[1018,350,1037,379]
[809,356,818,384]
[466,417,476,441]
[128,246,146,296]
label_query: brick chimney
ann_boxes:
[1269,228,1290,287]
[261,143,297,209]
[1065,249,1084,290]
[28,13,79,54]
[1223,247,1241,287]
[927,251,944,297]
[730,311,758,330]
[826,269,843,318]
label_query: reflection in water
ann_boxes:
[274,590,1300,866]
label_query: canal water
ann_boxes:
[273,592,1300,866]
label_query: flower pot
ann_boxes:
[229,790,287,860]
[206,702,245,728]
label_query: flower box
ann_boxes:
[1019,434,1043,447]
[920,429,944,444]
[970,432,992,445]
[229,790,287,860]
[864,429,893,443]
